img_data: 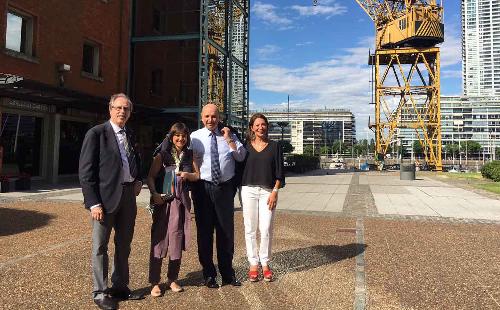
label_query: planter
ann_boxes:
[15,177,31,191]
[0,180,9,193]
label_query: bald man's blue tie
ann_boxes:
[210,132,221,185]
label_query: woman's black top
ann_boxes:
[241,140,285,189]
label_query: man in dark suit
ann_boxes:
[79,93,143,310]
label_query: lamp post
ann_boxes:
[275,95,290,146]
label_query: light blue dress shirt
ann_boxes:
[190,127,247,183]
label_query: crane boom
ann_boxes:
[355,0,443,49]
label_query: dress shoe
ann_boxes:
[108,287,144,300]
[222,277,242,287]
[94,296,117,310]
[204,277,219,288]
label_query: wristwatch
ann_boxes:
[272,188,279,193]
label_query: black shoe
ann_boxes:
[222,277,242,287]
[204,277,219,288]
[94,296,117,310]
[108,287,144,301]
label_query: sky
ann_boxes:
[248,0,462,139]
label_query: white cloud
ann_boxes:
[442,70,462,79]
[290,1,347,18]
[252,2,293,29]
[255,44,282,60]
[251,39,374,138]
[438,21,462,67]
[296,41,314,47]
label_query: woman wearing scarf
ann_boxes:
[146,122,199,297]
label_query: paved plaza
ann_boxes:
[0,171,499,309]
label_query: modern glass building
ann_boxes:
[261,110,356,155]
[462,0,500,96]
[399,96,500,158]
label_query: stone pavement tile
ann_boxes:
[285,173,353,185]
[49,192,85,201]
[364,219,500,310]
[0,201,358,309]
[305,193,333,212]
[323,193,346,213]
[359,174,452,188]
[370,185,411,194]
[417,186,484,199]
[0,188,79,198]
[372,191,440,217]
[372,192,394,214]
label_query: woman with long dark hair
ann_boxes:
[240,113,284,282]
[146,122,199,296]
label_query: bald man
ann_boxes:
[190,104,247,288]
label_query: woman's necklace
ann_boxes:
[171,148,184,173]
[253,140,268,152]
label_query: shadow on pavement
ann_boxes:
[132,243,367,295]
[269,244,367,276]
[0,208,55,237]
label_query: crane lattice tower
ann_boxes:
[356,0,444,171]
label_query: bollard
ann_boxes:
[400,163,416,180]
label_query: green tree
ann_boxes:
[412,140,423,156]
[320,145,330,155]
[460,140,482,157]
[303,145,314,156]
[369,139,375,154]
[353,139,368,156]
[331,140,344,154]
[444,143,459,158]
[278,140,294,153]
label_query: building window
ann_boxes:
[0,113,43,177]
[152,8,166,33]
[5,10,35,56]
[82,42,100,76]
[151,69,163,95]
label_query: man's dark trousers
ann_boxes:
[193,178,236,281]
[92,183,137,298]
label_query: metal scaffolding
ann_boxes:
[130,0,249,133]
[199,0,249,133]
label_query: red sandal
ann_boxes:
[248,269,259,282]
[262,267,273,282]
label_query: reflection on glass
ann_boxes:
[59,120,89,175]
[0,113,42,176]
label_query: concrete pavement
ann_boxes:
[1,170,500,309]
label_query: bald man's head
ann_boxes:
[201,103,220,131]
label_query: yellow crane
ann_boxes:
[355,0,444,171]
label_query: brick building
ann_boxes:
[130,0,250,147]
[0,0,130,184]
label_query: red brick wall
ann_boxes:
[132,39,199,108]
[0,0,130,97]
[131,0,200,108]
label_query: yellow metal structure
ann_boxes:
[355,0,443,171]
[207,1,225,111]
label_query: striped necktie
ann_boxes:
[210,131,221,185]
[120,129,138,179]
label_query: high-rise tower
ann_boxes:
[462,0,500,96]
